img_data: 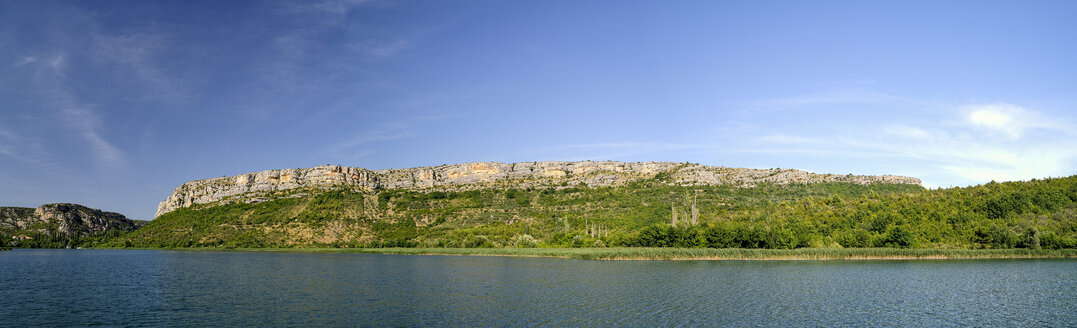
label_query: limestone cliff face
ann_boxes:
[155,161,922,218]
[1,204,138,236]
[154,165,379,218]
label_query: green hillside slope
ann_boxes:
[109,175,1077,250]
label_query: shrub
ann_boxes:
[514,234,537,248]
[1041,232,1076,250]
[882,226,914,248]
[835,229,872,248]
[973,223,1018,248]
[464,234,495,248]
[1019,227,1041,249]
[769,227,799,249]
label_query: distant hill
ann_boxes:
[107,161,1076,250]
[1,203,140,248]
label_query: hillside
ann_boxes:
[111,162,1077,250]
[1,203,141,248]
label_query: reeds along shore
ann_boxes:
[240,247,1077,261]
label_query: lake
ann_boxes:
[1,249,1074,327]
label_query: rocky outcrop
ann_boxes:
[0,207,35,231]
[1,203,138,236]
[34,204,139,235]
[156,161,922,218]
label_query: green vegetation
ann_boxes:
[1,226,129,249]
[95,189,371,248]
[221,247,1077,260]
[102,175,1077,251]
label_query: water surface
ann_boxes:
[2,249,1074,327]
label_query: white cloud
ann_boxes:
[869,108,1073,184]
[747,99,1076,186]
[962,103,1063,138]
[969,110,1010,127]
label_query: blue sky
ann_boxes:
[2,0,1076,219]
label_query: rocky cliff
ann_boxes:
[0,207,34,231]
[1,203,139,236]
[156,161,922,218]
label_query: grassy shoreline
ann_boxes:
[213,247,1077,261]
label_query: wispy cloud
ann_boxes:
[882,126,930,139]
[519,142,710,162]
[0,128,43,164]
[239,0,423,119]
[57,103,125,168]
[331,123,414,150]
[749,89,921,110]
[14,56,38,66]
[14,54,66,77]
[349,38,415,57]
[748,100,1076,187]
[289,0,381,15]
[324,114,446,159]
[91,31,190,102]
[757,133,821,145]
[961,103,1066,138]
[16,51,127,169]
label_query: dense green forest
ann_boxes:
[101,175,1077,250]
[2,230,127,249]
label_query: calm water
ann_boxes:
[1,249,1075,327]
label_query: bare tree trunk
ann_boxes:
[671,203,677,228]
[691,194,698,226]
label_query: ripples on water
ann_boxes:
[1,249,1075,327]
